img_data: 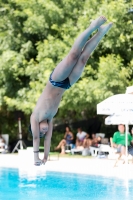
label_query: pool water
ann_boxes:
[0,167,133,200]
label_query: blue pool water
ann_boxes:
[0,167,133,200]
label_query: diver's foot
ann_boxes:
[90,16,107,29]
[98,22,113,35]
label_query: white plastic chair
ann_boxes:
[90,146,100,156]
[0,134,9,153]
[98,144,112,155]
[71,146,84,155]
[96,133,105,138]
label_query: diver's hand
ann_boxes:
[42,159,47,165]
[34,159,43,166]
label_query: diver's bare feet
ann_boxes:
[90,16,107,29]
[98,22,113,35]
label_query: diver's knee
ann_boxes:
[79,54,90,65]
[68,51,80,61]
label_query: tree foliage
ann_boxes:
[0,0,133,136]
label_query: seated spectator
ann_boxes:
[76,128,89,147]
[55,126,74,154]
[83,133,101,149]
[91,133,96,140]
[112,124,133,159]
[0,134,6,151]
[91,135,101,147]
[83,133,92,148]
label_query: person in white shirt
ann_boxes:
[76,128,88,147]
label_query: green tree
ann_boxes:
[0,0,133,139]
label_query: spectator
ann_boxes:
[55,127,74,154]
[76,128,88,147]
[91,133,96,140]
[83,133,92,148]
[91,135,101,147]
[83,133,101,148]
[112,124,133,158]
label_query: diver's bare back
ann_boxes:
[33,81,65,122]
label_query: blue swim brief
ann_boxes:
[49,71,71,89]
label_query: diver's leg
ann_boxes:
[69,23,113,85]
[52,16,107,82]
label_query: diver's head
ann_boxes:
[39,120,48,135]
